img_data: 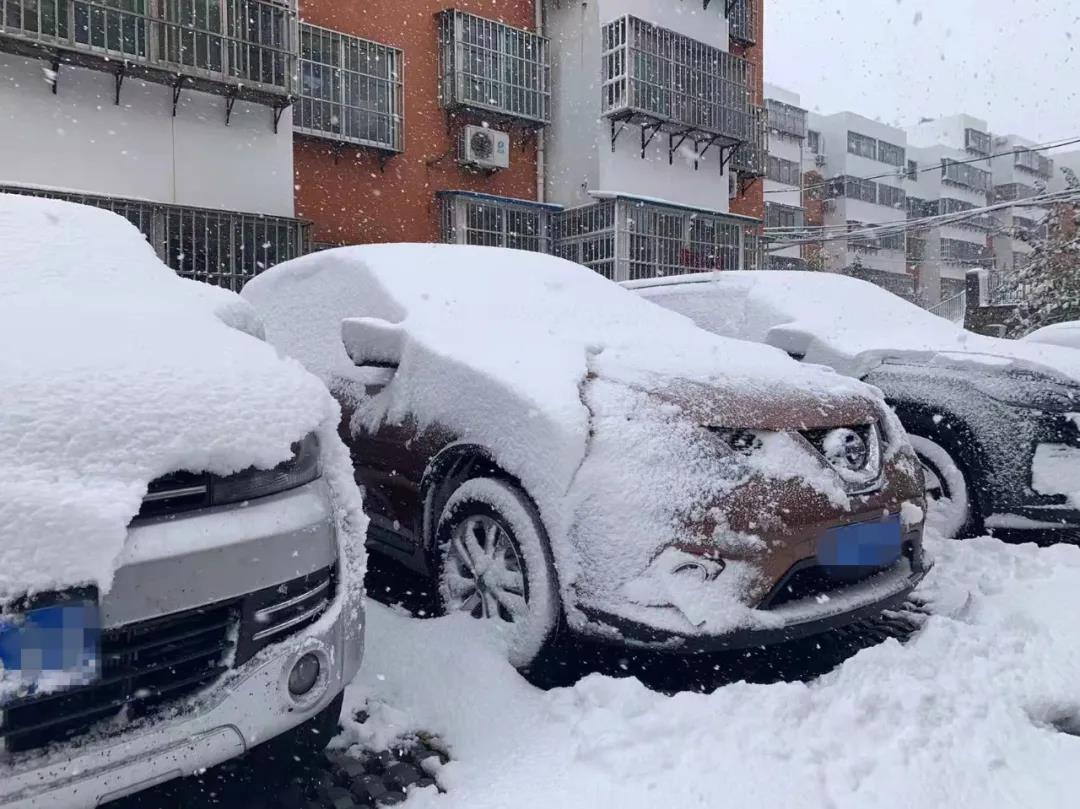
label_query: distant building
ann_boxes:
[0,0,306,289]
[762,83,807,270]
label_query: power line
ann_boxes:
[763,134,1080,196]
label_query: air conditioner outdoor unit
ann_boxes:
[460,125,510,170]
[814,154,827,167]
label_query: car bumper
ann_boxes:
[578,558,928,654]
[0,480,364,809]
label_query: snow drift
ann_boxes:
[0,194,365,604]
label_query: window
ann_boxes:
[940,238,990,264]
[993,182,1037,202]
[906,196,927,219]
[877,140,905,167]
[942,159,992,193]
[965,128,991,155]
[767,156,801,186]
[600,16,752,142]
[438,10,549,124]
[0,184,307,291]
[727,0,756,44]
[877,231,905,251]
[766,99,807,139]
[552,201,618,279]
[877,184,906,209]
[297,24,403,151]
[847,131,877,159]
[440,192,553,253]
[829,175,878,204]
[807,130,822,153]
[906,159,919,180]
[1014,148,1054,178]
[766,203,804,230]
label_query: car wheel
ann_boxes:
[435,477,559,668]
[907,434,971,538]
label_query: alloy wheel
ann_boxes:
[443,515,529,624]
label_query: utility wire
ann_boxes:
[763,134,1080,196]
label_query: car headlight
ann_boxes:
[212,433,321,505]
[708,427,764,455]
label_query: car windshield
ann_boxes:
[3,1,1080,807]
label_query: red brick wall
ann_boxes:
[295,0,540,246]
[729,0,764,223]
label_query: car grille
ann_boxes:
[761,543,915,610]
[0,567,335,755]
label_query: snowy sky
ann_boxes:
[766,0,1079,145]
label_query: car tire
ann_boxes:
[907,433,973,539]
[435,477,559,668]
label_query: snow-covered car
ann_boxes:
[243,244,927,668]
[633,270,1080,542]
[1024,321,1080,350]
[0,196,366,808]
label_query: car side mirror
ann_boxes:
[341,317,402,370]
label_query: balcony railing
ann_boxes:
[1,182,308,290]
[727,0,755,45]
[601,15,752,146]
[0,0,297,107]
[732,104,767,177]
[1014,148,1053,179]
[439,191,557,253]
[994,182,1038,203]
[942,159,992,194]
[765,97,807,140]
[437,9,549,125]
[964,128,991,156]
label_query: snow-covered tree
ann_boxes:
[1008,199,1080,335]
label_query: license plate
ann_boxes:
[817,515,902,567]
[0,602,100,694]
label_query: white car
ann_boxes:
[1024,321,1080,349]
[0,195,366,808]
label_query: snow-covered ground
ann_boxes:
[339,533,1080,809]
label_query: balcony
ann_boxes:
[601,15,752,156]
[994,182,1038,203]
[732,104,767,178]
[765,97,806,140]
[726,0,755,45]
[964,127,991,156]
[0,0,297,111]
[437,9,549,126]
[439,191,558,253]
[1014,148,1053,179]
[942,159,992,194]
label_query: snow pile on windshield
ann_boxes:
[338,533,1080,808]
[0,194,364,606]
[243,244,888,634]
[634,271,1080,383]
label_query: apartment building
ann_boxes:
[762,82,806,270]
[989,133,1054,273]
[543,0,766,280]
[0,0,306,290]
[805,111,911,296]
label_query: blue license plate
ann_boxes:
[817,515,902,567]
[0,602,100,693]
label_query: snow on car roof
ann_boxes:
[632,271,1080,384]
[0,194,339,604]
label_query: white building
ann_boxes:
[805,111,911,297]
[763,83,806,270]
[543,0,765,280]
[0,1,304,290]
[989,134,1055,273]
[1049,149,1080,192]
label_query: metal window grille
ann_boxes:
[907,235,925,262]
[726,0,755,45]
[550,201,618,279]
[847,131,876,159]
[765,98,807,139]
[847,221,880,252]
[964,128,991,156]
[732,104,767,177]
[877,183,906,209]
[296,23,402,151]
[850,265,915,300]
[439,192,552,253]
[600,15,752,143]
[0,0,296,101]
[943,159,992,193]
[829,175,878,204]
[765,202,804,229]
[906,159,918,181]
[806,129,821,153]
[766,155,800,186]
[906,196,927,219]
[437,9,549,125]
[1013,148,1053,179]
[877,139,905,167]
[1,183,308,290]
[940,237,990,264]
[876,231,905,251]
[993,182,1037,203]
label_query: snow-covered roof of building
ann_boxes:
[0,194,339,603]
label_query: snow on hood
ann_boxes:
[0,194,339,603]
[633,271,1080,386]
[244,245,897,633]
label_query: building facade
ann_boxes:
[762,82,806,270]
[543,0,765,280]
[0,0,306,290]
[804,111,911,296]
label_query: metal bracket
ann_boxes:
[725,0,739,14]
[171,77,184,117]
[50,57,60,95]
[377,151,393,173]
[113,65,125,105]
[718,143,738,173]
[668,129,692,165]
[640,121,661,158]
[272,103,288,134]
[739,174,759,195]
[224,89,239,125]
[610,118,627,152]
[332,142,345,166]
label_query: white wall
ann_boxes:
[544,0,733,212]
[0,54,294,217]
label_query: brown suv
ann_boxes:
[243,244,928,667]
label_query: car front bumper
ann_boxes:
[0,480,364,809]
